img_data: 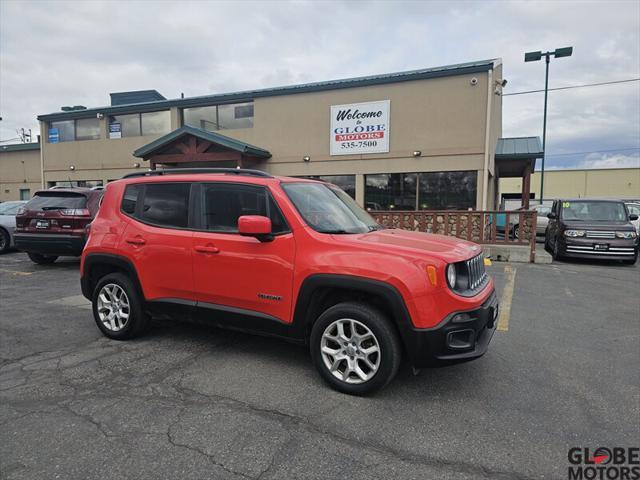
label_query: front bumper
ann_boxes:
[404,289,498,367]
[14,233,86,256]
[561,237,637,260]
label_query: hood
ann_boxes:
[335,228,483,263]
[562,221,634,231]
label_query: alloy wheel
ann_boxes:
[96,283,130,331]
[320,318,381,384]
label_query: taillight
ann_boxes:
[61,209,91,216]
[85,222,92,237]
[16,207,26,215]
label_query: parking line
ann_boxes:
[497,265,516,332]
[0,268,34,276]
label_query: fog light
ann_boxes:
[447,329,475,349]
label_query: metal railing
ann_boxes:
[370,210,538,262]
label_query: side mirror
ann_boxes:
[630,214,639,221]
[547,212,557,219]
[238,215,273,242]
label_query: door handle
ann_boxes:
[125,236,146,246]
[194,245,220,254]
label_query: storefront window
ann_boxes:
[75,118,100,141]
[109,114,140,137]
[183,102,253,132]
[218,102,254,130]
[299,175,356,199]
[141,111,171,135]
[365,173,417,210]
[418,171,477,210]
[49,120,75,143]
[183,105,218,131]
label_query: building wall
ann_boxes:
[0,148,42,201]
[500,168,640,201]
[39,68,501,208]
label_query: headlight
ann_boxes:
[564,230,585,237]
[616,231,637,239]
[446,264,457,288]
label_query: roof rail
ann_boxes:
[122,168,273,179]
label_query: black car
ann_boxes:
[545,199,638,264]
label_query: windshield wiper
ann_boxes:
[367,225,386,232]
[318,229,352,234]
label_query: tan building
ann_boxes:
[36,59,539,210]
[0,143,41,202]
[500,167,640,207]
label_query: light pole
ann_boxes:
[524,46,573,203]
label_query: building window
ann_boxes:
[418,171,477,210]
[48,120,75,142]
[19,189,31,200]
[141,111,171,135]
[75,118,100,140]
[364,171,477,211]
[298,175,356,199]
[183,102,254,132]
[47,180,104,188]
[108,110,170,138]
[365,173,417,210]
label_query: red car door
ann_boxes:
[120,182,195,302]
[191,182,295,322]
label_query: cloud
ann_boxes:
[575,152,640,169]
[1,0,638,171]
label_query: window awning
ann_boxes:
[495,137,543,177]
[133,125,271,160]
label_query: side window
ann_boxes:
[121,185,140,215]
[140,183,191,228]
[201,183,289,234]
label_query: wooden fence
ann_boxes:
[370,210,538,262]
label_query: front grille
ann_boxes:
[466,254,488,291]
[586,230,616,239]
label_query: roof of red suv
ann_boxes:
[118,169,324,186]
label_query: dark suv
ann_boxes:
[15,187,103,264]
[545,199,639,264]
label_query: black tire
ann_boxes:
[0,228,10,254]
[544,233,551,252]
[310,301,401,396]
[552,237,563,261]
[91,272,149,340]
[512,224,520,240]
[27,252,58,264]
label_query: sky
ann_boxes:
[0,0,639,170]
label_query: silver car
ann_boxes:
[0,201,27,253]
[625,202,640,235]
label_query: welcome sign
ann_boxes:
[330,100,390,156]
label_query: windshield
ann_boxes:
[25,192,87,211]
[0,202,25,215]
[282,182,381,234]
[561,201,628,222]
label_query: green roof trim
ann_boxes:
[0,142,41,153]
[133,125,272,159]
[38,59,499,122]
[495,137,543,160]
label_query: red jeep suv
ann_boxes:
[80,169,497,395]
[15,187,103,264]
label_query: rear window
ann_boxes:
[25,192,87,211]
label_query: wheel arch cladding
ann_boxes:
[293,274,414,352]
[81,253,144,301]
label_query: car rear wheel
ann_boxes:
[0,229,10,254]
[552,238,563,261]
[92,272,149,340]
[27,252,58,264]
[310,302,401,396]
[512,224,520,240]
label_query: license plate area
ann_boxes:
[594,244,609,251]
[35,220,50,229]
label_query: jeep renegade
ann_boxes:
[80,168,498,395]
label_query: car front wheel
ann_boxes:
[0,229,10,254]
[310,301,401,396]
[92,272,149,340]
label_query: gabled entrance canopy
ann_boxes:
[495,137,543,208]
[133,125,271,170]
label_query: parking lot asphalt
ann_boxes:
[1,252,638,480]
